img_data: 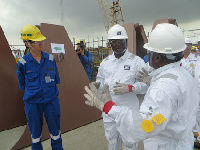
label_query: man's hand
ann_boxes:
[136,67,152,86]
[84,83,111,111]
[113,82,134,95]
[80,48,84,55]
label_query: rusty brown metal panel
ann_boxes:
[0,26,26,131]
[123,23,136,55]
[152,18,178,30]
[12,23,101,149]
[123,23,148,59]
[40,23,102,130]
[135,25,148,59]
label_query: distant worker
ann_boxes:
[181,37,200,76]
[94,24,148,150]
[197,38,200,56]
[16,25,63,150]
[76,39,92,82]
[84,23,199,150]
[191,46,197,55]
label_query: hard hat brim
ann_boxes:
[108,35,128,40]
[143,43,186,54]
[20,35,46,41]
[31,35,46,41]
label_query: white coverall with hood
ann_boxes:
[105,62,199,150]
[96,50,148,150]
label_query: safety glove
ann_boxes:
[136,67,152,86]
[90,82,101,90]
[113,82,135,95]
[84,83,111,111]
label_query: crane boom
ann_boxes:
[98,0,113,32]
[98,0,124,32]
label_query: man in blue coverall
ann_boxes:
[16,25,63,150]
[76,39,92,82]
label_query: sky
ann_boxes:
[0,0,200,50]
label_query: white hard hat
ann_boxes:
[107,24,128,40]
[185,38,192,44]
[144,23,186,54]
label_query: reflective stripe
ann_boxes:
[154,73,178,82]
[49,54,54,61]
[32,135,41,143]
[19,57,26,65]
[50,131,61,140]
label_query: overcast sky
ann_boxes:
[1,0,200,50]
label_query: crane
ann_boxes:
[98,0,124,32]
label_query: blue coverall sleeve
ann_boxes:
[54,58,60,84]
[16,61,25,91]
[82,52,92,65]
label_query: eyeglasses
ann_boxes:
[109,39,126,44]
[30,41,44,45]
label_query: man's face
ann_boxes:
[30,40,44,52]
[184,43,192,55]
[110,39,126,54]
[77,45,80,50]
[147,52,161,69]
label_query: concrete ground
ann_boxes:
[1,119,199,150]
[22,119,144,150]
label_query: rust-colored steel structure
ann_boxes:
[123,23,148,59]
[0,26,26,132]
[152,18,178,30]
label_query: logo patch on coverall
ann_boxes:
[124,65,130,70]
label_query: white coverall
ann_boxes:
[105,62,199,150]
[181,53,200,76]
[96,50,148,150]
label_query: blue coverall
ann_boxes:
[78,51,92,82]
[16,51,63,150]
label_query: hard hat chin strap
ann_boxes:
[149,51,154,67]
[28,42,37,52]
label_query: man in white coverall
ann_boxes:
[84,23,199,150]
[181,38,200,76]
[95,24,148,150]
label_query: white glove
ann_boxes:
[113,82,135,95]
[84,83,111,111]
[137,67,152,86]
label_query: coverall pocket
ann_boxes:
[26,72,39,89]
